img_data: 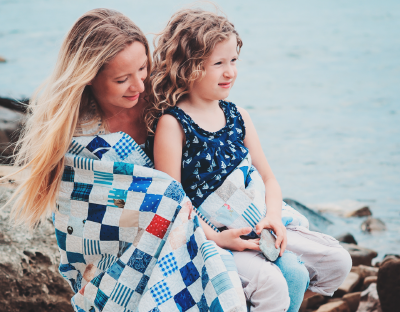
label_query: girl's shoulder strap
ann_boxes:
[219,100,246,140]
[164,106,195,136]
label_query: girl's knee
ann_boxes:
[275,251,310,291]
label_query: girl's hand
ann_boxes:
[214,227,260,251]
[256,216,287,256]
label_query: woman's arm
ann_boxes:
[237,107,287,255]
[154,114,260,251]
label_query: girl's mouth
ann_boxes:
[124,93,140,101]
[218,82,231,89]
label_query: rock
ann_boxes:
[0,56,6,63]
[356,283,382,312]
[0,188,74,312]
[340,243,378,266]
[335,233,357,245]
[342,292,361,312]
[259,229,280,261]
[336,272,361,297]
[299,298,308,312]
[0,106,24,164]
[363,276,378,290]
[360,217,386,232]
[377,256,400,312]
[283,198,333,232]
[316,300,350,312]
[351,265,378,280]
[307,200,372,218]
[307,294,326,309]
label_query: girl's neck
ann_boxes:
[178,93,220,113]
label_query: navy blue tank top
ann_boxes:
[146,100,248,208]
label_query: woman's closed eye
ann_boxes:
[117,77,128,84]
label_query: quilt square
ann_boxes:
[83,238,101,255]
[180,261,200,287]
[86,136,111,159]
[112,135,135,160]
[211,272,234,296]
[201,266,209,290]
[197,294,209,312]
[210,297,224,312]
[100,224,119,241]
[71,182,93,202]
[94,288,109,310]
[150,280,172,306]
[128,176,152,193]
[135,274,150,295]
[67,251,86,264]
[241,203,263,228]
[110,282,134,308]
[55,228,67,251]
[113,162,134,175]
[139,194,162,213]
[62,166,75,182]
[146,214,171,239]
[174,288,196,312]
[163,181,185,203]
[159,252,178,277]
[108,259,126,281]
[127,249,152,273]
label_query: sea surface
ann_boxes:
[0,0,399,261]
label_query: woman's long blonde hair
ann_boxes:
[6,8,151,228]
[145,8,242,133]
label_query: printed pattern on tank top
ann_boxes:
[164,100,248,207]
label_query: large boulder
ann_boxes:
[0,106,24,164]
[377,256,400,312]
[307,200,372,218]
[283,198,333,232]
[0,187,74,312]
[340,243,378,266]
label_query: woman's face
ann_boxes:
[89,41,148,112]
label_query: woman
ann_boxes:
[7,9,248,312]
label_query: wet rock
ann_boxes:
[336,232,357,245]
[0,188,74,312]
[307,200,372,218]
[283,198,333,232]
[259,229,280,261]
[307,294,326,309]
[0,56,6,63]
[356,283,382,312]
[360,217,386,233]
[336,272,360,297]
[363,276,378,290]
[316,300,350,312]
[377,256,400,312]
[351,265,378,280]
[342,292,361,312]
[0,106,24,164]
[340,243,378,266]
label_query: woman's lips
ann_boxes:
[124,93,140,101]
[218,82,231,89]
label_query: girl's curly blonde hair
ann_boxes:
[145,8,242,133]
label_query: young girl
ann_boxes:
[146,8,352,312]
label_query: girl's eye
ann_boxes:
[231,58,237,62]
[117,77,128,84]
[214,61,222,65]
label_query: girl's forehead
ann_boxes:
[208,35,238,59]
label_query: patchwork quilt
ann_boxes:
[54,132,246,312]
[194,153,309,236]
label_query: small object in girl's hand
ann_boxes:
[259,229,280,261]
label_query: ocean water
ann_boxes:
[0,0,399,260]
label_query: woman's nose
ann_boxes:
[129,75,145,93]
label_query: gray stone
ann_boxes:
[307,200,372,218]
[360,217,386,233]
[336,232,358,245]
[0,188,74,312]
[259,229,280,261]
[356,283,382,312]
[340,243,378,266]
[283,198,333,232]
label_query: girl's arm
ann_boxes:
[154,114,260,251]
[237,107,287,255]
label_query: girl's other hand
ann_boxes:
[214,227,260,251]
[255,216,287,256]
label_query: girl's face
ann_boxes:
[89,41,148,112]
[191,35,238,102]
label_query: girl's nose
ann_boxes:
[224,65,235,78]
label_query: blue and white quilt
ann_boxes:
[54,132,246,312]
[194,153,309,236]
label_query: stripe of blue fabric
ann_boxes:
[69,141,84,155]
[84,239,101,255]
[111,283,134,308]
[73,156,94,170]
[194,208,219,232]
[211,271,234,296]
[94,171,113,186]
[200,242,219,262]
[98,254,117,271]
